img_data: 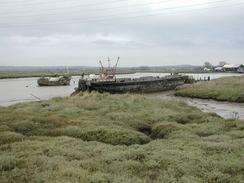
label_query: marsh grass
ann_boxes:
[0,92,244,182]
[176,76,244,102]
[0,70,82,79]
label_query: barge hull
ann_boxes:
[78,75,189,93]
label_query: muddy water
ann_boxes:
[120,72,244,80]
[0,77,80,106]
[149,91,244,120]
[181,72,244,80]
[0,73,243,119]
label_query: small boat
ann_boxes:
[37,76,71,86]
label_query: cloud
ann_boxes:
[1,34,137,46]
[0,0,244,66]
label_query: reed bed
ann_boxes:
[176,76,244,102]
[0,93,243,182]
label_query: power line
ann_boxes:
[0,0,241,27]
[0,0,243,29]
[0,0,172,17]
[0,0,155,12]
[0,0,239,22]
[0,0,128,6]
[3,0,241,20]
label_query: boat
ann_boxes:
[37,76,71,86]
[78,75,190,93]
[76,57,192,93]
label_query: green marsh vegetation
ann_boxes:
[0,71,82,79]
[0,65,202,79]
[176,76,244,102]
[0,93,244,182]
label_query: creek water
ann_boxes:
[0,77,79,106]
[0,73,243,119]
[148,91,244,120]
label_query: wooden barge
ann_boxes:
[76,57,192,93]
[77,75,190,93]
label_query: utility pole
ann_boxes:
[108,57,111,69]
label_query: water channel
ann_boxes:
[0,73,243,119]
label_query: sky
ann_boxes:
[0,0,244,67]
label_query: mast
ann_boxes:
[108,57,111,69]
[113,56,120,75]
[99,60,104,73]
[99,56,120,80]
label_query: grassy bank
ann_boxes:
[0,66,204,79]
[0,93,244,182]
[0,71,83,79]
[176,76,244,103]
[0,70,134,79]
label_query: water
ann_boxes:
[181,72,244,80]
[150,91,244,120]
[0,76,80,106]
[0,73,243,119]
[118,72,244,80]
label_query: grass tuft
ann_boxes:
[0,92,243,182]
[176,76,244,102]
[0,131,25,145]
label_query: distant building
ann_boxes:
[204,63,244,73]
[203,67,212,72]
[214,66,224,72]
[237,65,244,73]
[222,64,240,72]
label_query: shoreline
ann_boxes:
[0,71,242,80]
[175,76,244,103]
[1,92,243,182]
[1,90,244,120]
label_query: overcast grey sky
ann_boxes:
[0,0,243,66]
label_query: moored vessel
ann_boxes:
[37,76,71,86]
[78,74,189,93]
[76,57,192,93]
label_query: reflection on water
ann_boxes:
[0,73,243,120]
